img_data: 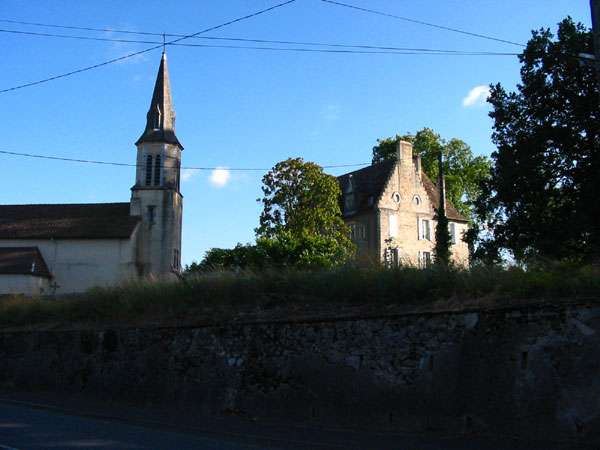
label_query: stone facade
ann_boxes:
[339,141,469,266]
[0,301,598,445]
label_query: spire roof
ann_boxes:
[135,51,183,149]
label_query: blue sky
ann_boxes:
[0,0,592,265]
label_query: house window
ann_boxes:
[389,214,398,238]
[349,223,366,241]
[145,155,153,186]
[154,154,161,186]
[384,247,400,268]
[450,222,456,244]
[419,218,431,240]
[413,195,421,206]
[419,251,432,268]
[392,192,401,203]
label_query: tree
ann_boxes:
[434,152,452,267]
[256,158,355,267]
[475,18,600,263]
[372,128,491,221]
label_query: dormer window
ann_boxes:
[343,175,356,214]
[153,105,161,130]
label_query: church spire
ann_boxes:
[136,50,183,149]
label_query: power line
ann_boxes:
[0,18,521,54]
[0,0,297,94]
[320,0,526,47]
[0,149,370,171]
[0,28,519,56]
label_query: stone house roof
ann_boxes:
[0,247,51,278]
[337,160,396,217]
[0,202,140,239]
[337,160,468,222]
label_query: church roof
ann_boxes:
[337,160,468,222]
[0,203,140,239]
[135,51,183,149]
[0,247,51,278]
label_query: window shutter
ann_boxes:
[389,214,398,238]
[417,217,422,240]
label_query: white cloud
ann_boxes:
[181,169,197,182]
[209,168,231,188]
[462,85,490,107]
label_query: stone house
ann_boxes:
[0,51,183,295]
[337,140,470,266]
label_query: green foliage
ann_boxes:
[256,157,355,267]
[434,207,452,267]
[185,244,267,272]
[372,128,491,221]
[477,18,600,263]
[1,263,598,328]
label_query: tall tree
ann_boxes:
[475,18,600,263]
[372,128,491,221]
[434,151,452,266]
[256,158,355,267]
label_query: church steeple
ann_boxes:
[130,50,184,277]
[135,50,183,149]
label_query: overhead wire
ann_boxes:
[0,0,297,94]
[0,28,519,56]
[0,149,371,171]
[319,0,526,47]
[0,18,521,54]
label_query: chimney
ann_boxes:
[414,155,422,177]
[396,140,413,163]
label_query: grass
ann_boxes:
[0,263,599,329]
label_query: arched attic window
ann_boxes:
[343,175,356,214]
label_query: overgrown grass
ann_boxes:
[0,264,598,329]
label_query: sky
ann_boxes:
[0,0,592,266]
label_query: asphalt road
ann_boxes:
[0,402,273,450]
[0,401,590,450]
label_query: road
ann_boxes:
[0,401,590,450]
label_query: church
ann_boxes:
[0,51,183,295]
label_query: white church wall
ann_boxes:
[0,237,139,295]
[0,275,50,296]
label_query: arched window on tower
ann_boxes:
[154,154,161,186]
[145,155,153,186]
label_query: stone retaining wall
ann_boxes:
[0,301,598,444]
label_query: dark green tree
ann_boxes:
[372,128,491,221]
[475,18,600,263]
[256,158,355,267]
[434,152,452,266]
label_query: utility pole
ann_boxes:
[592,0,600,86]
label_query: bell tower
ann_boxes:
[130,50,183,277]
